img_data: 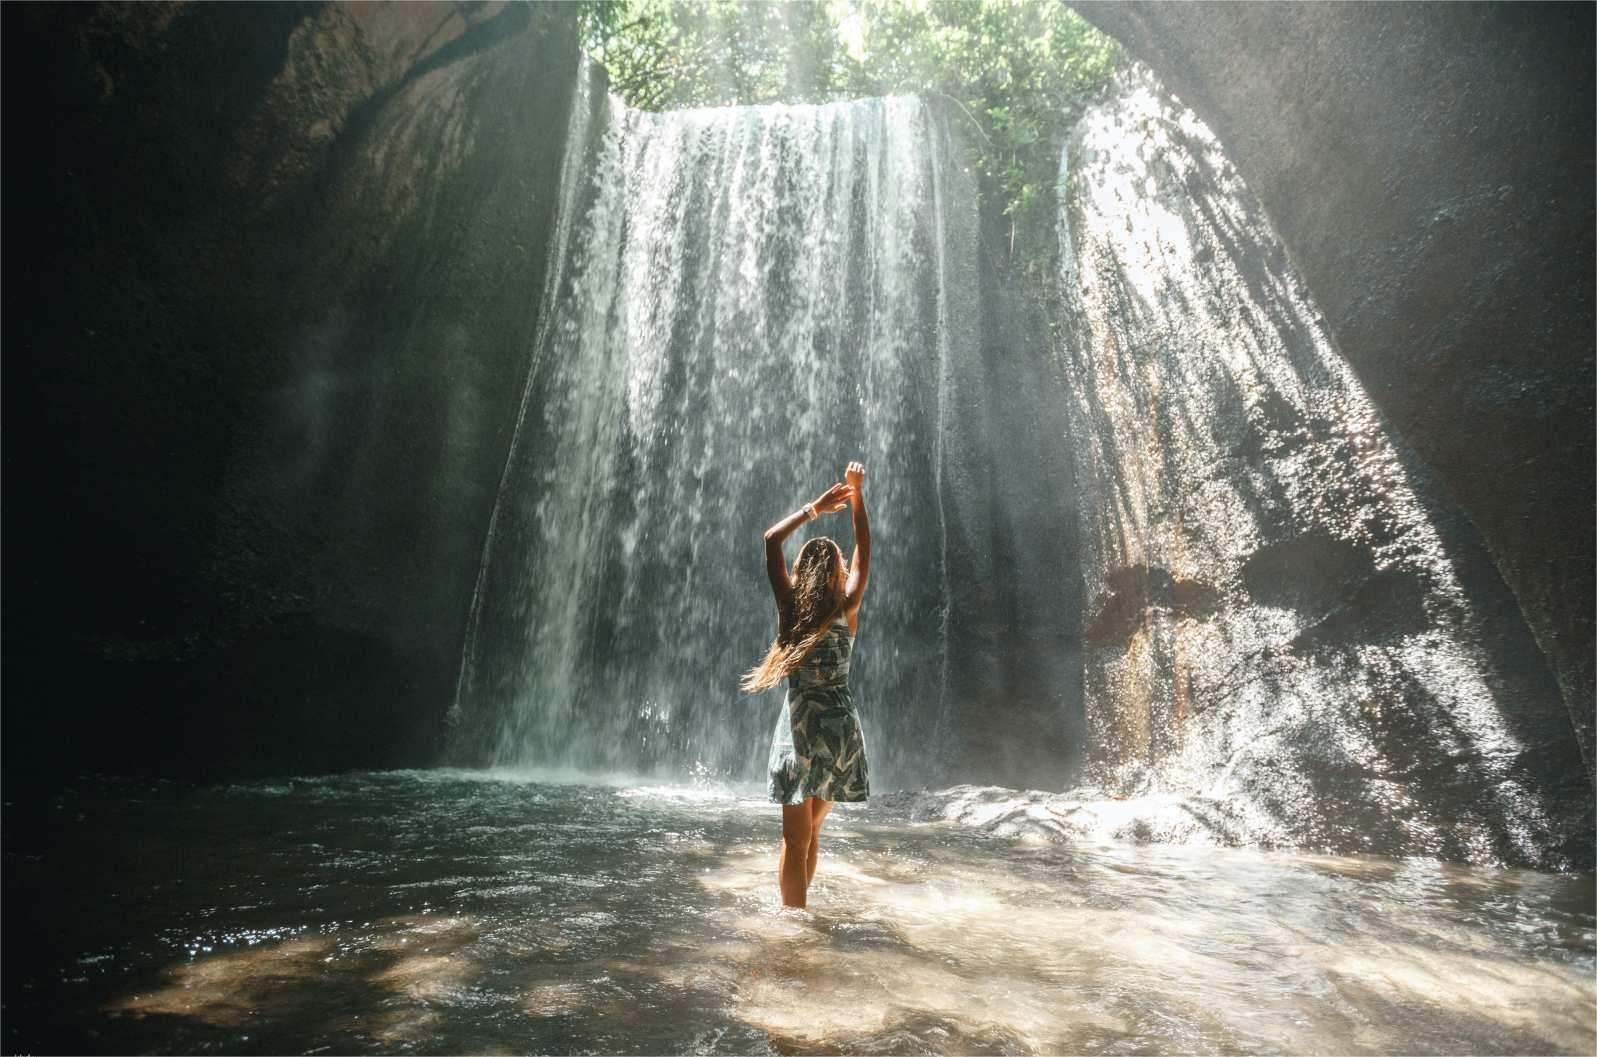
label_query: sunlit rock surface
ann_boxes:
[1073,1,1595,780]
[1051,66,1590,869]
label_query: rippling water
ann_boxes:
[4,771,1592,1054]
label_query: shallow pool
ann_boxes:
[4,770,1592,1054]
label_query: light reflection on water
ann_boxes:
[5,770,1592,1055]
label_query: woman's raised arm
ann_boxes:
[763,482,851,603]
[844,461,870,607]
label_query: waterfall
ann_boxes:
[1051,65,1587,866]
[449,58,606,749]
[447,77,983,791]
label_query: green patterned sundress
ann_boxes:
[767,614,870,805]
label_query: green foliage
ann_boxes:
[579,0,844,110]
[578,0,1122,276]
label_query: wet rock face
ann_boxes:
[4,2,583,783]
[1055,67,1590,869]
[1071,1,1595,779]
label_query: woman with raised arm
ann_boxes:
[740,461,872,909]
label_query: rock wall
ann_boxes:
[1050,65,1589,869]
[3,1,586,785]
[1070,1,1595,779]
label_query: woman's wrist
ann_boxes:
[803,502,817,520]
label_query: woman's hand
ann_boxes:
[844,460,865,503]
[813,482,851,515]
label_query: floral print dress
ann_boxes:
[767,614,870,805]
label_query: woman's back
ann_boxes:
[786,614,855,695]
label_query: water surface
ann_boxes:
[4,770,1592,1054]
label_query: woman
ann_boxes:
[740,460,871,909]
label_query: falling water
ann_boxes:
[450,58,607,750]
[1050,65,1589,868]
[448,73,983,792]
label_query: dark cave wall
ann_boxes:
[1071,0,1596,778]
[3,1,586,786]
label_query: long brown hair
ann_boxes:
[740,536,846,693]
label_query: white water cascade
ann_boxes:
[448,67,989,790]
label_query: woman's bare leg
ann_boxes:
[806,796,834,888]
[779,802,813,908]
